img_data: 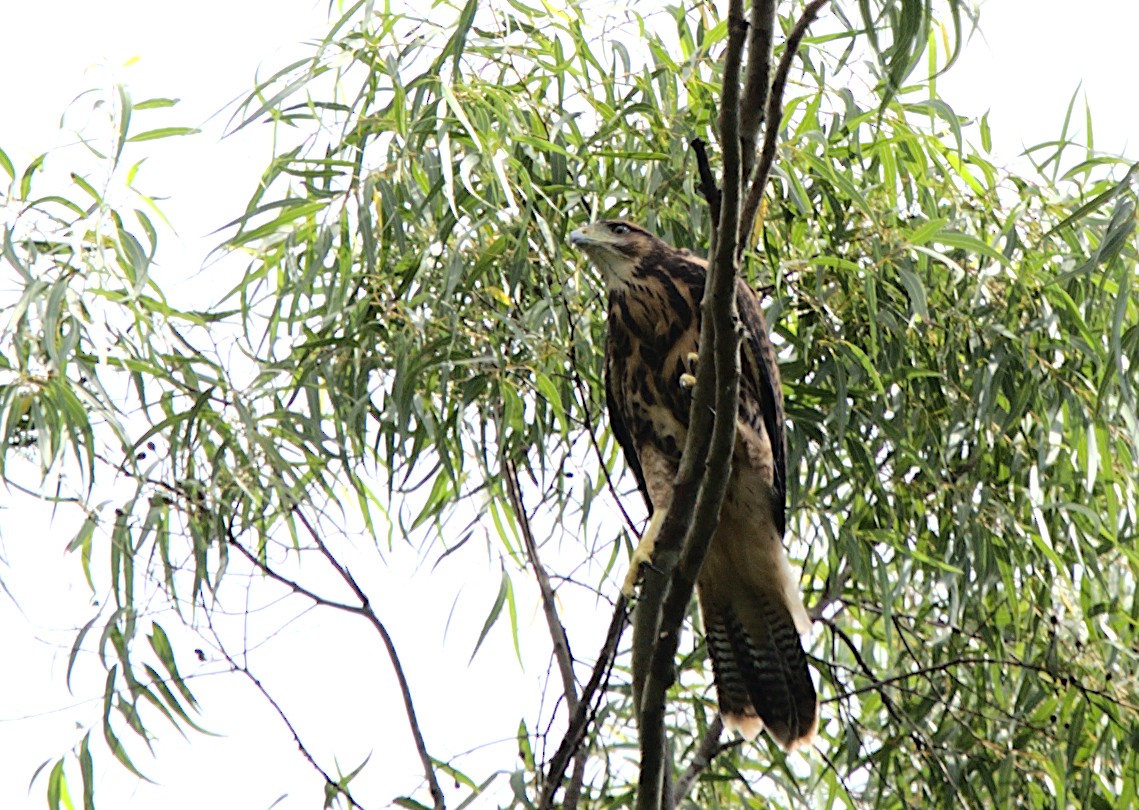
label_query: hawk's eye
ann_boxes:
[610,223,631,235]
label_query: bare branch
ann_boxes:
[806,561,850,622]
[505,459,578,710]
[226,534,363,616]
[538,596,630,809]
[691,138,721,223]
[738,0,832,257]
[291,510,447,810]
[827,652,1139,713]
[826,618,958,789]
[635,0,749,806]
[206,614,369,810]
[503,459,588,807]
[566,305,644,536]
[675,717,742,799]
[739,0,778,185]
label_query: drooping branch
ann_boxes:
[227,533,361,614]
[633,0,749,806]
[826,652,1139,713]
[504,459,577,712]
[565,307,643,535]
[738,0,832,257]
[825,617,958,788]
[807,561,850,622]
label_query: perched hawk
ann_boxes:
[570,219,818,750]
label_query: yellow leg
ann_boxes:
[622,510,666,598]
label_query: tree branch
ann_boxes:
[634,0,749,806]
[826,652,1139,712]
[538,595,630,809]
[826,618,968,791]
[502,459,588,808]
[566,306,643,536]
[738,0,777,186]
[291,510,447,810]
[806,560,849,622]
[504,459,578,711]
[226,534,363,616]
[691,138,721,224]
[205,608,369,809]
[675,717,740,799]
[738,0,832,257]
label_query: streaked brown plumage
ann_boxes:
[569,219,818,750]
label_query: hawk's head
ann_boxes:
[569,220,660,285]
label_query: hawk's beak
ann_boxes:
[569,228,590,246]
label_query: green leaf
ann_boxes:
[102,667,152,781]
[46,759,70,810]
[896,265,929,321]
[0,145,14,180]
[469,568,509,664]
[65,515,97,591]
[66,612,101,692]
[517,719,534,770]
[393,799,432,810]
[126,126,201,143]
[79,733,95,810]
[19,153,45,199]
[115,83,132,165]
[148,624,197,708]
[133,97,180,110]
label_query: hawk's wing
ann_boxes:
[736,276,787,536]
[603,273,783,525]
[605,347,652,513]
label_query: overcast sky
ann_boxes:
[1,1,1137,809]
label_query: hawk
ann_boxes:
[570,219,818,750]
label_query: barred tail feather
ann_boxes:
[701,584,818,751]
[705,617,764,740]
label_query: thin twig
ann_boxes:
[205,610,369,810]
[828,653,1139,712]
[291,510,447,810]
[503,459,588,808]
[827,619,973,790]
[504,459,578,710]
[738,0,832,257]
[806,561,849,622]
[827,620,906,724]
[226,534,362,615]
[565,306,643,535]
[538,596,630,809]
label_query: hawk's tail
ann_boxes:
[700,577,818,750]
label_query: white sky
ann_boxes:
[1,1,1137,809]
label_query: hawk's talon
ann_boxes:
[621,510,665,598]
[679,352,700,391]
[621,546,654,598]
